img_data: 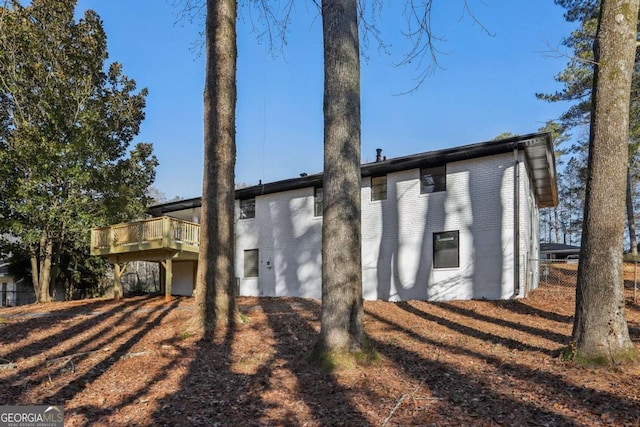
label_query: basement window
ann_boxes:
[371,176,387,201]
[433,231,459,268]
[239,198,255,219]
[244,249,259,278]
[421,166,446,194]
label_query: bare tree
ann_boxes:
[572,0,639,365]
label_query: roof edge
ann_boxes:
[147,131,557,215]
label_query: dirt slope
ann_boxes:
[1,282,639,426]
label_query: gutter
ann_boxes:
[513,148,520,297]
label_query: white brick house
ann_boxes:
[143,132,557,302]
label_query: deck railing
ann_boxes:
[91,216,200,255]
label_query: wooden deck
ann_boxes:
[91,216,200,263]
[91,216,200,301]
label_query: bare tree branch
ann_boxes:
[396,0,493,95]
[358,0,390,61]
[172,0,303,60]
[245,0,297,60]
[540,40,599,66]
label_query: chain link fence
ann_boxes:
[0,289,37,307]
[531,259,640,301]
[533,259,579,287]
[0,261,162,307]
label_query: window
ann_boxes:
[433,231,459,268]
[314,187,323,217]
[371,176,387,201]
[244,249,259,277]
[420,166,446,194]
[239,198,255,219]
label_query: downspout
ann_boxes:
[513,148,520,297]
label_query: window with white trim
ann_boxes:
[433,231,459,268]
[371,176,387,201]
[421,166,446,194]
[314,187,323,217]
[239,198,255,219]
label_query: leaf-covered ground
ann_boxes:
[1,281,639,426]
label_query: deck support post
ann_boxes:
[113,261,128,302]
[161,258,173,302]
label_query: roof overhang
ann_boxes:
[147,131,559,215]
[521,134,558,208]
[147,197,201,217]
[540,243,581,254]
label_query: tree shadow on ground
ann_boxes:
[260,298,371,424]
[40,299,181,406]
[366,305,640,425]
[0,297,151,353]
[436,301,569,344]
[371,338,580,426]
[0,297,168,404]
[485,298,574,324]
[0,296,184,426]
[396,301,557,355]
[153,297,372,426]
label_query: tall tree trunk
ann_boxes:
[572,0,638,365]
[29,246,40,302]
[50,232,64,299]
[39,238,53,303]
[29,233,53,303]
[553,207,561,243]
[315,0,365,356]
[626,166,637,256]
[192,0,240,334]
[39,233,46,290]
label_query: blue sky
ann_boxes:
[75,0,576,200]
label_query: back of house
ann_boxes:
[93,132,557,302]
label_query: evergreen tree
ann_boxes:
[539,0,640,252]
[0,0,157,302]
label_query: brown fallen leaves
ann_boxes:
[0,282,639,426]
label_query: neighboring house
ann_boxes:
[0,259,40,306]
[91,132,557,302]
[0,259,16,307]
[540,243,580,260]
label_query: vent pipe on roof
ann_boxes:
[376,148,383,162]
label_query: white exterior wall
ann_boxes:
[171,261,196,296]
[361,154,517,301]
[232,151,540,301]
[519,152,541,295]
[235,188,322,298]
